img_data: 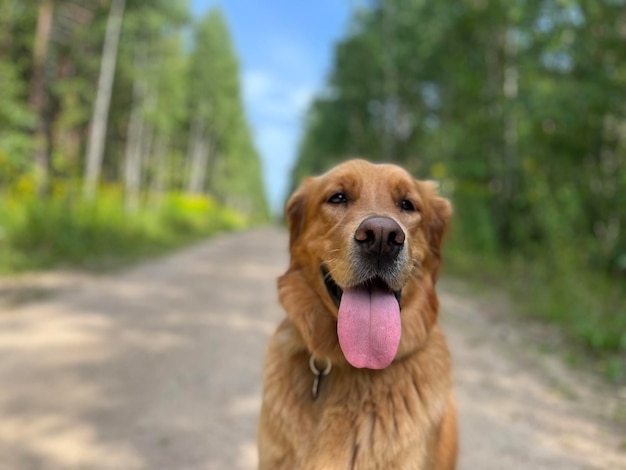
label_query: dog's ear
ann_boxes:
[285,178,313,249]
[422,180,452,283]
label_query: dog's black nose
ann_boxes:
[354,217,405,259]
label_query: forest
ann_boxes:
[293,0,626,381]
[1,0,624,381]
[0,0,268,270]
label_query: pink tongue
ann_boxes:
[337,285,401,369]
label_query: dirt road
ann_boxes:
[0,227,624,469]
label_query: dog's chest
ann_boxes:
[281,368,434,468]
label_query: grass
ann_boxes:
[443,232,626,384]
[0,185,246,274]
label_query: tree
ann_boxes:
[0,0,268,220]
[293,0,626,272]
[29,0,54,194]
[185,8,268,217]
[186,9,236,195]
[0,1,35,187]
[83,0,125,200]
[117,0,188,210]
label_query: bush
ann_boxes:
[444,231,626,383]
[0,187,246,273]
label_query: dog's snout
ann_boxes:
[354,217,405,258]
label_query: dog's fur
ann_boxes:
[258,159,457,469]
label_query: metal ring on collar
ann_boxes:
[309,355,332,376]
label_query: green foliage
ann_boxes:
[292,0,626,381]
[445,238,626,382]
[188,8,268,218]
[0,187,244,273]
[0,1,36,178]
[0,0,267,271]
[189,9,240,132]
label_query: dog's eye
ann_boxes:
[400,199,418,212]
[327,193,347,204]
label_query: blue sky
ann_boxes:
[191,0,353,215]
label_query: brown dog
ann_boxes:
[258,159,457,469]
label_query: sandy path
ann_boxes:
[0,227,624,469]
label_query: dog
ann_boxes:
[258,159,457,469]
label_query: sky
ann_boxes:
[191,0,353,215]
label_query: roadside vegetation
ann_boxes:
[291,0,626,383]
[0,2,267,274]
[0,183,245,273]
[445,233,626,384]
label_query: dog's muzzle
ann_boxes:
[354,216,405,262]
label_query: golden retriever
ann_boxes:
[258,159,457,469]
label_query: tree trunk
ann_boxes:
[30,0,54,195]
[149,133,170,206]
[502,26,519,201]
[187,135,211,195]
[83,0,126,200]
[186,113,211,194]
[138,69,158,197]
[123,48,146,213]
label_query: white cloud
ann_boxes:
[242,70,273,103]
[243,70,314,121]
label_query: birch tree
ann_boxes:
[123,44,148,212]
[186,109,210,194]
[185,9,237,196]
[0,0,266,218]
[29,0,54,194]
[83,0,125,200]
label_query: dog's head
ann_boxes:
[280,159,452,369]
